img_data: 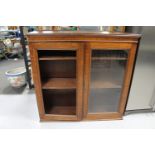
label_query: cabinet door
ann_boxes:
[29,42,84,121]
[83,42,137,120]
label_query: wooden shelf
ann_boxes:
[91,80,121,89]
[92,57,127,60]
[42,78,76,89]
[39,56,76,61]
[46,106,76,115]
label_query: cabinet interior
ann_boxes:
[43,89,76,115]
[88,88,121,113]
[38,50,77,116]
[88,49,128,114]
[38,50,76,61]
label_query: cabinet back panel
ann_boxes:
[43,89,76,115]
[39,60,76,78]
[43,89,76,106]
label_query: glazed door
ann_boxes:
[83,42,137,120]
[29,42,84,121]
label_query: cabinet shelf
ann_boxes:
[42,78,76,89]
[91,80,121,89]
[39,56,126,61]
[43,89,76,115]
[39,56,76,61]
[46,105,76,115]
[92,57,127,60]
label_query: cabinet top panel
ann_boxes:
[27,31,141,43]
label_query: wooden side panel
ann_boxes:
[118,43,138,114]
[29,43,45,119]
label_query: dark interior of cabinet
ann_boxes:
[38,50,76,57]
[43,89,76,115]
[38,50,77,116]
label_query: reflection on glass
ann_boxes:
[88,50,128,113]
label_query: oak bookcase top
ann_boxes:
[27,31,141,43]
[27,31,141,38]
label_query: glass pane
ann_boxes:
[88,50,128,113]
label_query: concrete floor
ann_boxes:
[0,59,155,129]
[0,89,155,129]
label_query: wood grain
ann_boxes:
[42,78,76,89]
[46,106,76,115]
[27,31,141,43]
[118,43,138,114]
[92,57,127,60]
[39,56,76,61]
[28,43,45,119]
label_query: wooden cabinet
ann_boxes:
[27,31,141,121]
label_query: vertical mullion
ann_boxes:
[83,43,91,118]
[76,43,84,120]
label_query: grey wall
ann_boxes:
[126,26,155,110]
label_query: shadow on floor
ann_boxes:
[0,84,35,95]
[1,85,26,94]
[26,88,35,94]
